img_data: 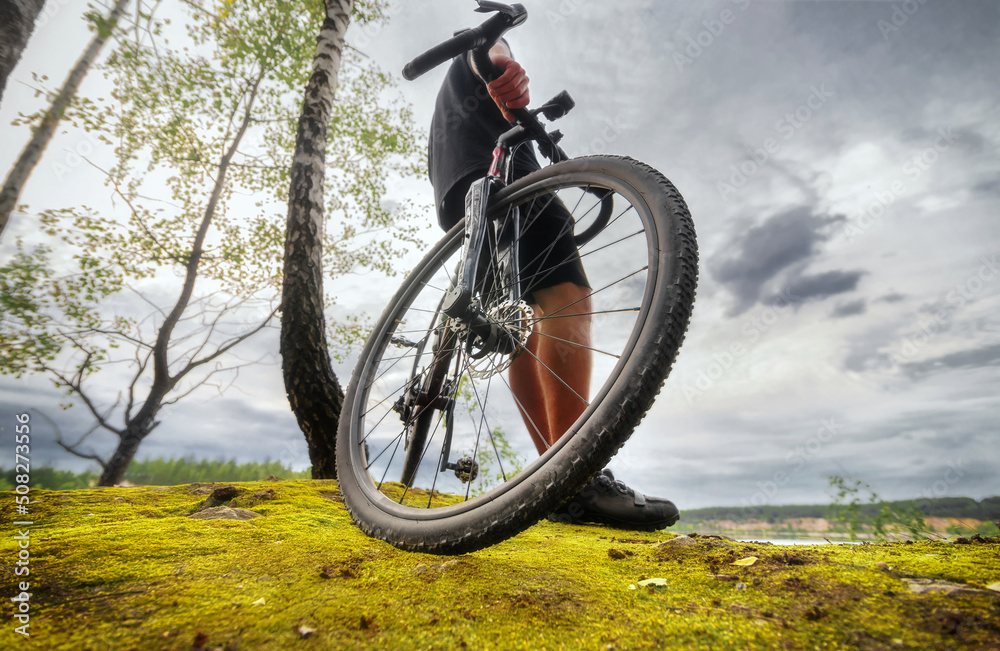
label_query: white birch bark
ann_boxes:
[280,0,354,478]
[0,0,129,241]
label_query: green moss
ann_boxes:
[4,480,999,650]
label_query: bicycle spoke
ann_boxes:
[403,410,446,506]
[527,329,622,360]
[349,169,685,520]
[462,366,496,501]
[535,265,649,322]
[516,342,590,409]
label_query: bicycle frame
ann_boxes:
[410,132,529,482]
[395,0,601,486]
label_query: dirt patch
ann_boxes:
[321,488,344,504]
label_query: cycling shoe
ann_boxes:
[547,468,680,531]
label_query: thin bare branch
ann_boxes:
[55,438,108,469]
[46,355,126,438]
[125,348,152,423]
[81,154,186,265]
[172,308,276,386]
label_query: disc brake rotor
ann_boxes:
[466,300,534,379]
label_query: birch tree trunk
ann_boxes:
[0,0,46,106]
[281,0,354,479]
[0,0,129,240]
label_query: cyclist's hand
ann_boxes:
[487,55,530,122]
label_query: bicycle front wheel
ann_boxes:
[336,155,698,554]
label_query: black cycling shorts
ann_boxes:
[440,173,591,305]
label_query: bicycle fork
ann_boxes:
[441,176,522,358]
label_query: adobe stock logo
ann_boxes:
[672,0,753,72]
[740,418,844,518]
[877,0,931,40]
[716,84,835,201]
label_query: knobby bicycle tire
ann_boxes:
[336,155,698,554]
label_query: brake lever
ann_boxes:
[475,0,518,17]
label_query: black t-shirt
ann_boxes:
[428,53,540,227]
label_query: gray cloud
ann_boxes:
[773,269,866,306]
[901,342,1000,378]
[831,299,867,319]
[711,208,846,315]
[972,177,1000,197]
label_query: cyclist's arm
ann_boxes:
[470,42,529,122]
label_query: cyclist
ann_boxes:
[427,40,679,531]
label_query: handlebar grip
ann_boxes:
[470,47,504,83]
[402,10,521,81]
[403,30,480,80]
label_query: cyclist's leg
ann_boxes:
[509,324,548,453]
[530,282,592,444]
[508,193,593,450]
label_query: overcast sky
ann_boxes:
[1,0,997,511]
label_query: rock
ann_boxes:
[900,578,989,595]
[188,506,261,521]
[249,489,276,502]
[654,535,698,548]
[190,486,242,514]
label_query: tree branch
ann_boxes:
[153,69,266,394]
[172,307,276,386]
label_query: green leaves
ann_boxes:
[5,0,424,478]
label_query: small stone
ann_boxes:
[735,583,748,591]
[296,625,315,638]
[188,506,261,521]
[876,562,890,571]
[901,578,989,595]
[654,535,697,548]
[411,563,428,575]
[211,485,238,501]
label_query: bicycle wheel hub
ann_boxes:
[466,300,534,378]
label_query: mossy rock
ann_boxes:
[4,480,999,649]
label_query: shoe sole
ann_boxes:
[548,512,680,531]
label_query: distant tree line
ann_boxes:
[0,457,310,489]
[682,497,1000,524]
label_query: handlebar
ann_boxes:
[402,2,567,164]
[402,4,527,81]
